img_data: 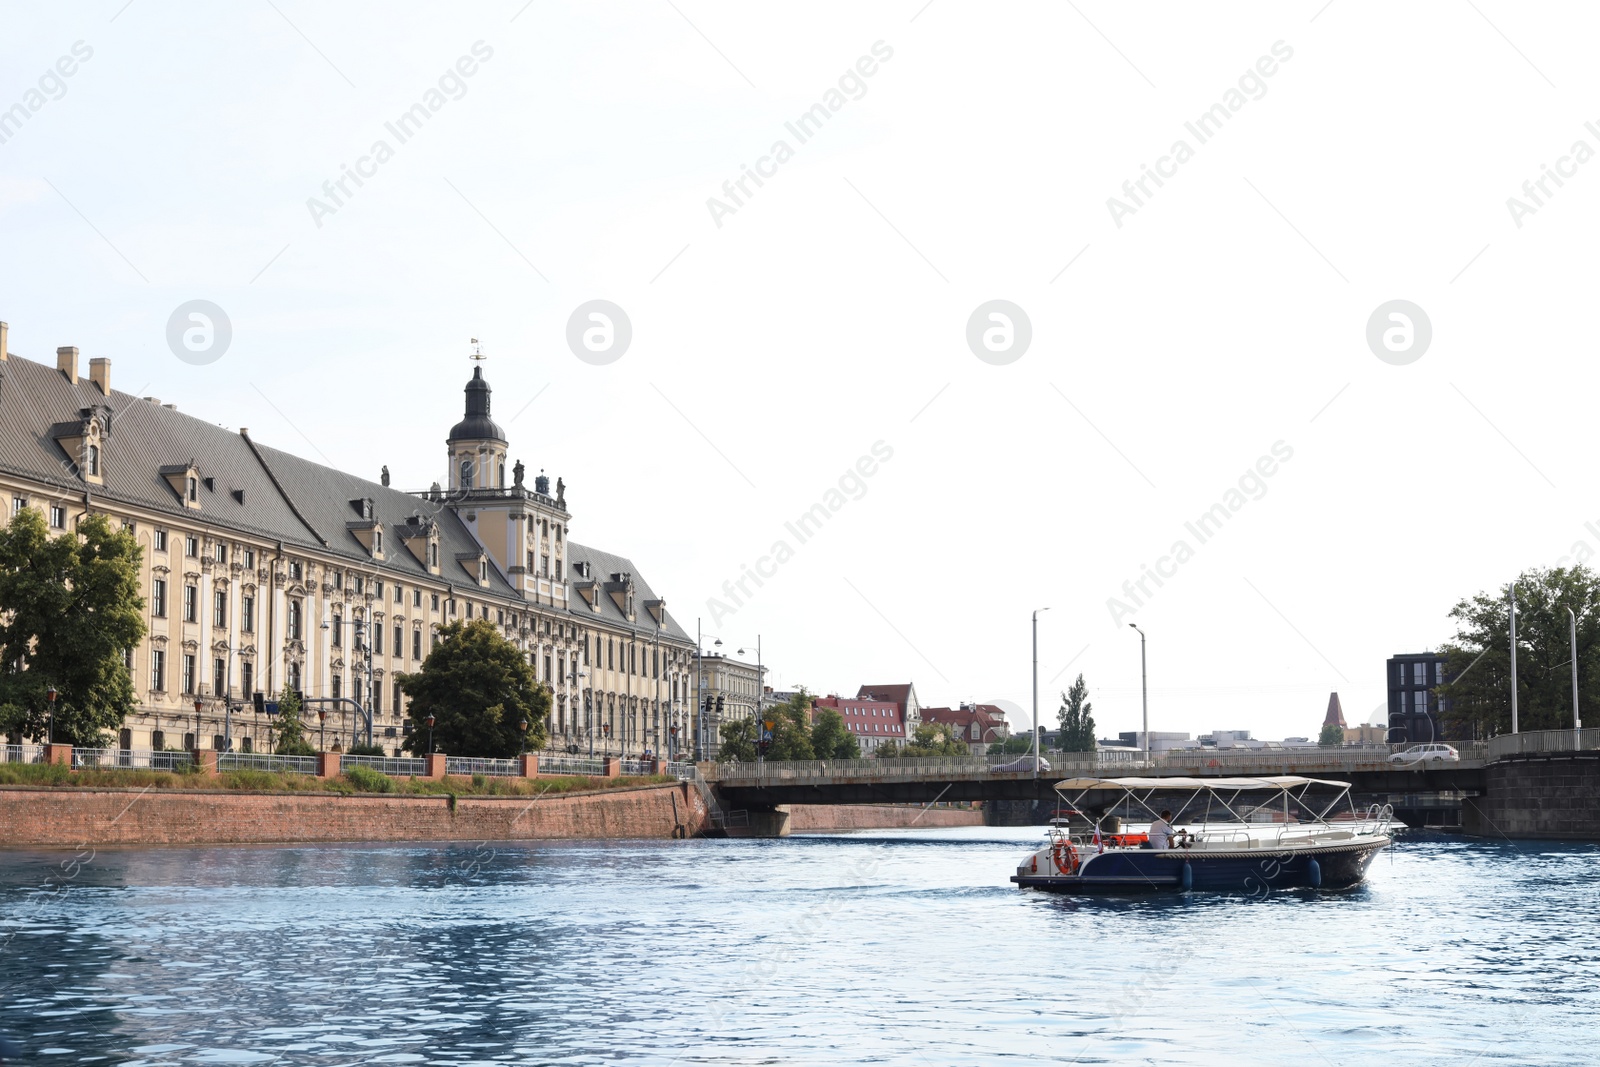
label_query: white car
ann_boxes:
[994,755,1051,772]
[1389,743,1459,765]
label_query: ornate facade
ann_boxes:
[0,327,694,757]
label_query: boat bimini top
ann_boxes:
[1052,775,1366,830]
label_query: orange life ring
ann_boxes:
[1052,841,1079,875]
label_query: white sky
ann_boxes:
[2,2,1594,743]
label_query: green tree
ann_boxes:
[1318,722,1345,748]
[761,691,815,762]
[398,619,550,757]
[988,734,1033,755]
[810,707,861,760]
[273,687,316,755]
[880,722,968,758]
[1056,674,1097,752]
[0,509,145,746]
[1436,565,1600,738]
[717,717,757,762]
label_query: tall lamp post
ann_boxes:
[1569,606,1582,746]
[45,686,58,744]
[317,708,327,752]
[426,713,435,755]
[1129,623,1148,761]
[194,696,204,752]
[1509,583,1519,734]
[1032,608,1049,778]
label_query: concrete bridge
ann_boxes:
[701,729,1600,838]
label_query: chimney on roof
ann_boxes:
[89,357,110,396]
[0,321,8,362]
[163,403,176,411]
[56,346,79,384]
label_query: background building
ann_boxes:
[1388,652,1453,743]
[812,694,905,753]
[921,703,1010,753]
[0,335,694,757]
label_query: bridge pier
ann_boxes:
[745,806,791,838]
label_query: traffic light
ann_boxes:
[715,696,725,716]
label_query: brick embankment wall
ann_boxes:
[0,782,707,848]
[787,804,985,832]
[1463,755,1600,840]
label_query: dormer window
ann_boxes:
[187,476,198,503]
[429,542,438,568]
[87,445,99,477]
[374,528,383,553]
[363,499,372,519]
[479,559,489,583]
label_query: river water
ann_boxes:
[0,826,1596,1065]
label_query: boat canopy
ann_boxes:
[1053,775,1351,791]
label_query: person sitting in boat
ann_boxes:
[1149,810,1175,850]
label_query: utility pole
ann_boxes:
[1570,606,1582,746]
[1032,608,1048,778]
[1510,583,1519,734]
[1130,623,1148,760]
[696,617,704,762]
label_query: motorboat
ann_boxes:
[1010,775,1392,893]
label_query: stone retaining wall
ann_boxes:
[1463,754,1600,840]
[0,782,707,848]
[787,804,984,832]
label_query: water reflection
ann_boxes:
[0,829,1595,1064]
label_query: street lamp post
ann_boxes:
[318,708,327,752]
[1509,583,1520,735]
[1129,623,1148,761]
[194,697,204,752]
[1032,608,1049,778]
[1570,606,1582,747]
[426,713,435,755]
[45,686,58,744]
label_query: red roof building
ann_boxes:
[920,703,1010,753]
[813,694,907,753]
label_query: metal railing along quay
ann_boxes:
[70,747,195,772]
[218,752,319,775]
[443,756,520,777]
[344,754,429,777]
[538,754,606,777]
[2,743,46,764]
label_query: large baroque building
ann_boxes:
[0,327,695,757]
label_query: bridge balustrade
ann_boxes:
[1486,727,1600,761]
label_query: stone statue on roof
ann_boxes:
[381,465,390,487]
[555,477,565,508]
[513,459,525,487]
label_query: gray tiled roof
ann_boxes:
[0,352,690,642]
[565,540,690,643]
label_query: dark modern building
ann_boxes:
[1387,652,1453,743]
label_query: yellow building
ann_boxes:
[0,325,695,757]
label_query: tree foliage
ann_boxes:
[1436,565,1600,738]
[761,691,814,762]
[1318,722,1345,748]
[878,722,967,758]
[273,687,315,755]
[1056,674,1097,752]
[0,509,145,745]
[397,620,550,757]
[810,707,861,760]
[717,717,757,762]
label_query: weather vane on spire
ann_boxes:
[469,337,485,362]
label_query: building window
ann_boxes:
[242,595,255,633]
[371,623,383,656]
[244,547,255,568]
[49,505,66,529]
[555,560,562,580]
[86,445,99,477]
[429,542,438,568]
[241,736,253,753]
[155,529,168,552]
[412,630,422,659]
[186,535,198,557]
[288,600,303,640]
[460,459,473,488]
[465,603,473,619]
[186,476,198,503]
[287,662,301,691]
[241,661,253,698]
[151,729,166,749]
[480,559,489,583]
[184,585,198,623]
[394,584,403,603]
[333,571,343,591]
[213,589,227,624]
[289,560,302,581]
[371,680,382,715]
[182,654,196,694]
[332,614,342,647]
[10,496,25,517]
[151,650,166,692]
[152,579,168,617]
[375,580,384,598]
[213,657,226,696]
[331,674,342,700]
[498,461,505,487]
[121,519,134,534]
[394,679,404,716]
[214,543,227,564]
[394,624,402,656]
[415,589,423,608]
